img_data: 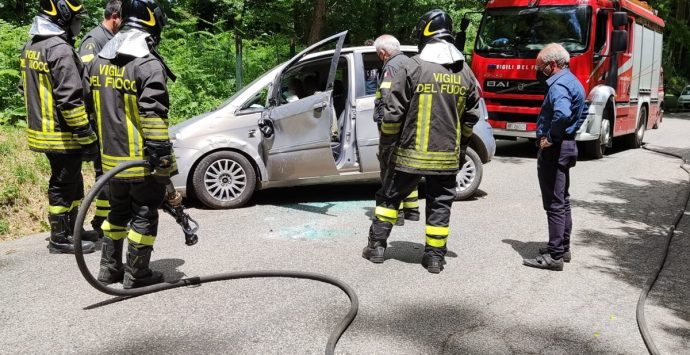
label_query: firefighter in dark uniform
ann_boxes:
[362,10,481,273]
[85,0,176,288]
[20,0,100,254]
[372,34,420,226]
[78,0,122,237]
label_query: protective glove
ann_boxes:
[81,142,99,162]
[151,166,173,185]
[145,140,173,169]
[459,145,468,167]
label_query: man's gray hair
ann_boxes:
[374,35,400,54]
[539,43,570,68]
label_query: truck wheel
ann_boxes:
[192,151,257,209]
[624,106,647,149]
[455,147,483,200]
[584,115,610,159]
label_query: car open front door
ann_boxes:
[261,31,348,181]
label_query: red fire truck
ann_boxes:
[464,0,664,158]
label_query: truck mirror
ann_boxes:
[455,32,467,51]
[612,12,628,27]
[460,18,470,31]
[612,30,628,53]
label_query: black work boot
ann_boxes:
[395,210,405,226]
[539,247,571,263]
[97,237,125,284]
[362,239,387,263]
[422,253,445,274]
[48,213,96,254]
[69,209,100,242]
[123,243,164,289]
[403,208,420,221]
[91,216,106,239]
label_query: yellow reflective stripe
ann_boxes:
[75,134,97,145]
[124,94,135,158]
[80,54,94,63]
[381,122,401,135]
[64,114,89,127]
[456,96,466,148]
[96,199,110,208]
[129,94,143,156]
[415,94,432,151]
[403,201,419,209]
[102,220,127,240]
[44,74,54,132]
[39,74,48,132]
[62,106,86,118]
[394,155,459,170]
[27,129,73,140]
[375,90,382,99]
[21,71,29,118]
[27,138,81,151]
[426,236,447,248]
[95,209,109,217]
[70,200,82,210]
[407,190,419,199]
[375,206,398,219]
[426,225,449,236]
[128,229,156,246]
[94,90,103,144]
[379,81,392,89]
[48,205,70,214]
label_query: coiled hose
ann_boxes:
[72,160,358,355]
[637,145,690,355]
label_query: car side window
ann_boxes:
[237,85,269,114]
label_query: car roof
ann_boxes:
[302,45,418,60]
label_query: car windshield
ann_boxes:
[682,87,690,96]
[212,69,278,111]
[475,6,592,58]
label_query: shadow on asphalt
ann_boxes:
[572,170,690,344]
[501,239,545,259]
[354,303,605,353]
[383,241,458,264]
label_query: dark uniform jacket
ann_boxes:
[78,24,114,64]
[382,56,481,175]
[374,52,412,124]
[86,47,173,181]
[19,34,97,154]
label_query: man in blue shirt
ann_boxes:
[524,43,586,271]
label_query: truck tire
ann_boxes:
[583,108,611,159]
[624,106,647,149]
[192,151,257,209]
[455,147,483,200]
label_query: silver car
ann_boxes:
[169,32,495,209]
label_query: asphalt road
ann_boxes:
[1,114,689,354]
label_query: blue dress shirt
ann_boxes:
[536,68,587,143]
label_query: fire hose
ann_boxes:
[637,145,690,355]
[72,160,358,355]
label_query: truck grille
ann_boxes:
[488,112,538,123]
[483,79,546,95]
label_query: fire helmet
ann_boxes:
[415,9,454,49]
[121,0,167,43]
[39,0,86,37]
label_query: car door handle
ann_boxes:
[313,102,327,112]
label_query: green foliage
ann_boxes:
[0,20,29,126]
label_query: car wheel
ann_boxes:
[455,147,483,200]
[192,151,257,209]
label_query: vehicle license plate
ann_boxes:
[506,122,527,131]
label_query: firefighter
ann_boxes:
[85,0,176,288]
[77,0,122,238]
[20,0,101,254]
[362,9,481,273]
[373,34,420,226]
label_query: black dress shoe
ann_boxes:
[523,254,564,271]
[539,247,571,262]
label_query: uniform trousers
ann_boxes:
[46,153,84,214]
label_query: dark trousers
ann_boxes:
[93,153,110,224]
[370,170,456,257]
[537,140,577,258]
[46,153,84,214]
[107,177,166,246]
[376,144,419,211]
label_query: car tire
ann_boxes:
[192,151,257,209]
[455,147,483,200]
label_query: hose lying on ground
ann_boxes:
[637,145,690,355]
[73,160,358,355]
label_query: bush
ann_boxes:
[0,20,29,126]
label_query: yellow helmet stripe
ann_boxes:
[45,0,58,16]
[64,0,83,12]
[140,8,157,27]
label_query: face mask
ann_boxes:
[69,16,82,38]
[536,64,552,86]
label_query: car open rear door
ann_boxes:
[261,31,348,181]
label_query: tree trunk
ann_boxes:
[307,0,326,44]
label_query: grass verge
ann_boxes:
[0,126,95,241]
